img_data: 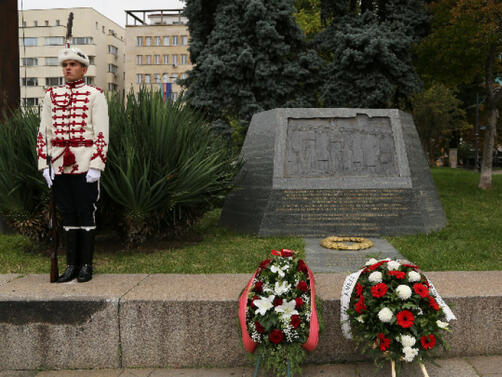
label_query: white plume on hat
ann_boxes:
[58,47,90,66]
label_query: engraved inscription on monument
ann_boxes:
[285,115,397,178]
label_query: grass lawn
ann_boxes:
[0,168,500,274]
[387,168,502,271]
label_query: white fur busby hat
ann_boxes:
[58,47,90,67]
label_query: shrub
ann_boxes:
[103,89,239,245]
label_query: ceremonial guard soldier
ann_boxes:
[36,47,109,283]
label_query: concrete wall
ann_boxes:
[0,271,500,370]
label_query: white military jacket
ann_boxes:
[36,79,109,175]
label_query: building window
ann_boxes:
[136,55,143,65]
[163,55,169,64]
[137,37,143,46]
[108,45,118,56]
[33,21,38,27]
[23,98,39,107]
[45,57,59,66]
[56,19,60,26]
[96,22,98,30]
[163,36,170,46]
[72,37,93,45]
[88,56,95,65]
[162,73,169,83]
[108,64,118,74]
[180,73,187,79]
[22,58,38,66]
[146,55,152,65]
[46,77,64,86]
[171,73,178,82]
[181,36,188,45]
[45,20,49,26]
[172,36,178,46]
[102,26,105,33]
[23,37,38,46]
[22,77,38,86]
[22,21,26,27]
[172,54,178,66]
[45,36,65,46]
[154,36,161,46]
[154,73,160,83]
[136,74,142,84]
[154,55,160,64]
[145,36,152,46]
[108,83,118,92]
[181,54,187,65]
[144,74,151,84]
[84,76,94,85]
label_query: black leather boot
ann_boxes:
[77,229,95,283]
[56,229,79,283]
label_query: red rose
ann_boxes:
[297,259,308,273]
[428,296,439,311]
[413,283,429,298]
[421,334,436,350]
[250,295,259,308]
[388,270,406,279]
[368,260,388,271]
[255,321,265,334]
[290,314,301,329]
[356,282,364,297]
[295,297,304,308]
[273,298,283,307]
[280,249,295,257]
[376,333,391,351]
[269,329,284,344]
[396,310,415,328]
[259,259,271,269]
[354,295,367,313]
[402,263,419,270]
[297,281,309,292]
[253,281,263,293]
[371,283,388,298]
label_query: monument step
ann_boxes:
[0,272,500,370]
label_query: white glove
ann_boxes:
[86,168,101,183]
[42,168,55,188]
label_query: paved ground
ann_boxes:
[0,356,500,377]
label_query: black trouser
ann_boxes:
[53,174,99,230]
[53,174,99,266]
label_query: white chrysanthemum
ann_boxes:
[254,295,275,316]
[396,284,412,300]
[368,271,383,283]
[356,316,364,323]
[270,264,288,278]
[437,320,449,329]
[378,307,393,323]
[417,307,423,316]
[275,299,299,321]
[365,258,378,266]
[387,260,401,271]
[274,281,291,296]
[402,346,419,362]
[399,334,416,347]
[408,271,421,282]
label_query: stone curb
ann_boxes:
[0,271,501,370]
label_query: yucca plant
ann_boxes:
[103,89,239,245]
[0,109,49,241]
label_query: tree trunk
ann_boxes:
[478,104,498,189]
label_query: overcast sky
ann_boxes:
[18,0,186,27]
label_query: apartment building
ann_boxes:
[125,9,192,100]
[18,8,125,107]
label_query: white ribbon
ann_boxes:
[340,265,457,340]
[340,268,364,339]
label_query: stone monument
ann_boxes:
[219,108,446,237]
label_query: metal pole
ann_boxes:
[0,0,20,118]
[475,93,480,171]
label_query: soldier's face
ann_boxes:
[62,60,87,82]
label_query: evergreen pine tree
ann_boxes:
[183,0,322,128]
[317,0,429,108]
